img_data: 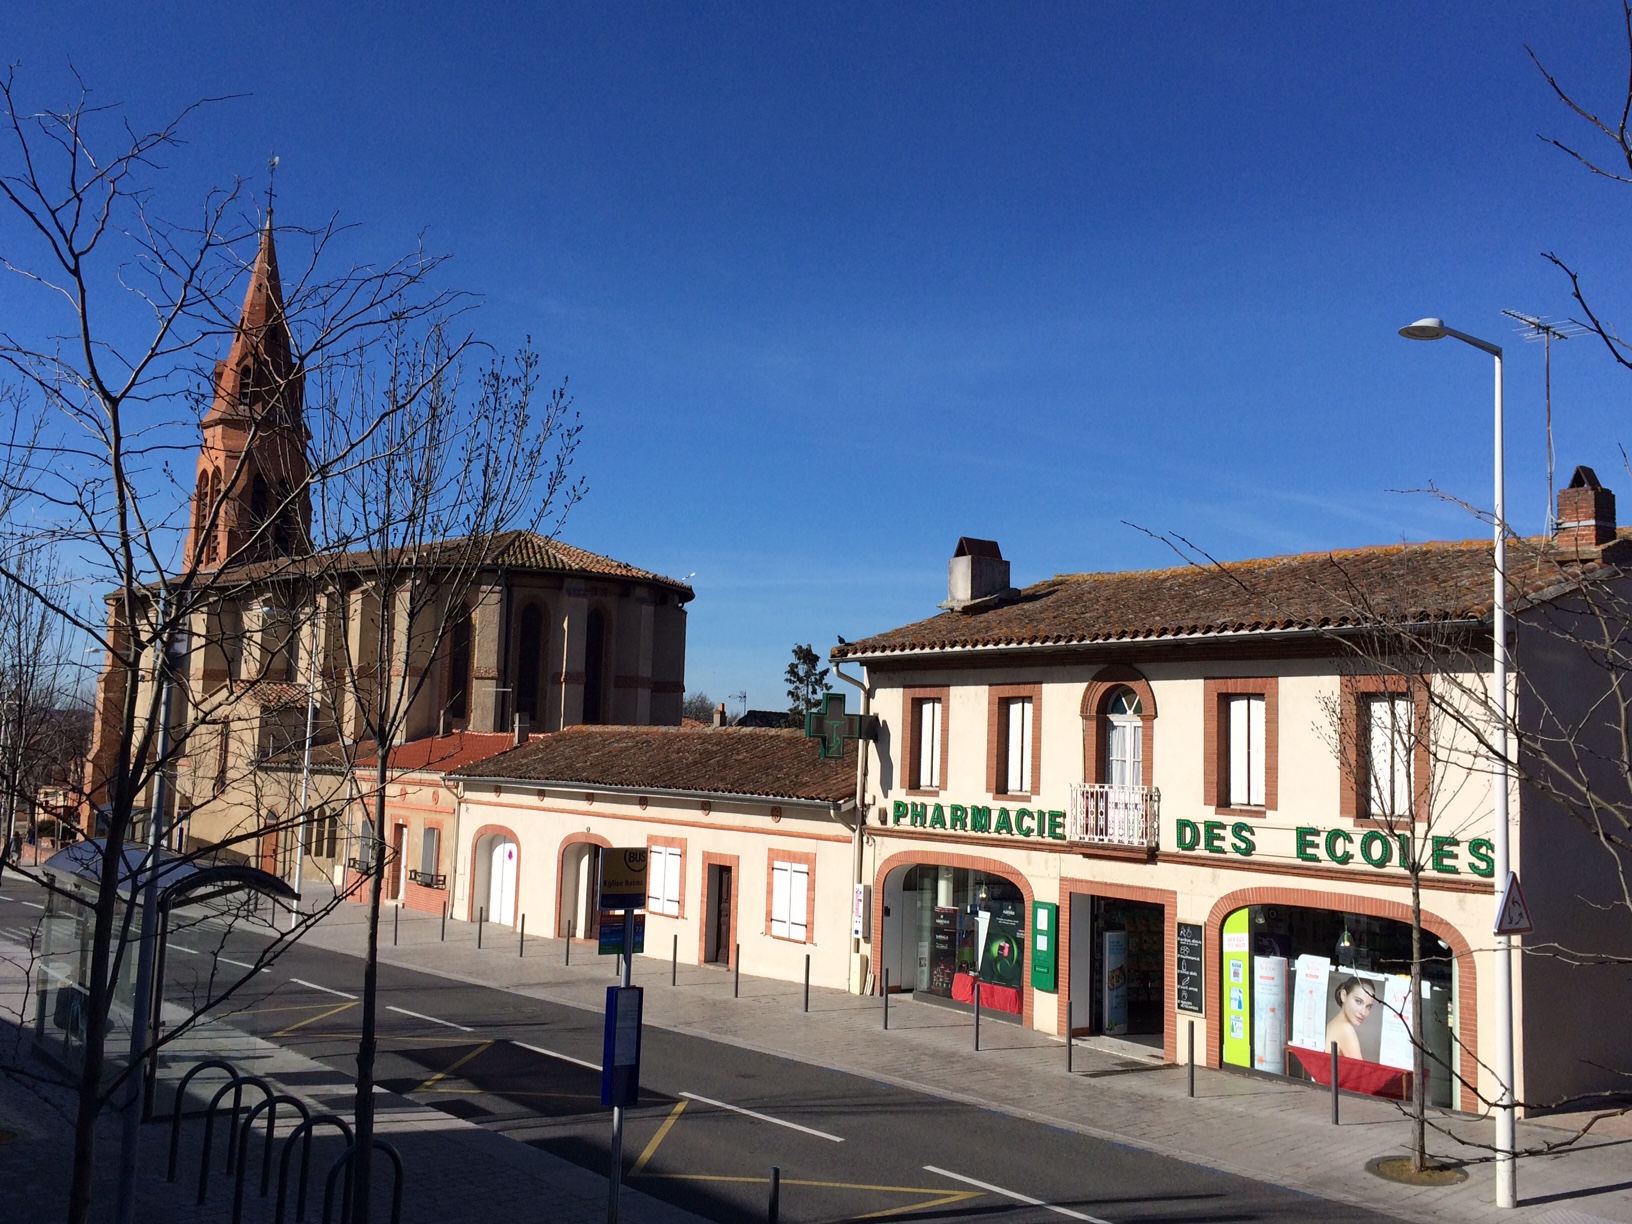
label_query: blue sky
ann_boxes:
[5,4,1632,711]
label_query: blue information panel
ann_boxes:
[597,911,646,956]
[601,986,644,1107]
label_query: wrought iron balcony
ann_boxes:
[1066,783,1160,849]
[408,869,446,889]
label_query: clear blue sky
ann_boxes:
[5,4,1631,711]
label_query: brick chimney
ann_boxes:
[1557,466,1616,550]
[713,703,728,728]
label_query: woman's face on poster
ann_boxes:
[1341,982,1377,1026]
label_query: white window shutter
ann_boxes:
[919,699,941,789]
[1391,696,1413,818]
[790,865,809,941]
[1248,694,1266,807]
[771,863,790,939]
[663,848,682,916]
[1228,697,1249,807]
[648,850,664,912]
[1007,699,1032,793]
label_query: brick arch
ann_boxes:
[872,849,1036,1028]
[556,831,611,937]
[1081,665,1157,787]
[1201,885,1479,1111]
[468,822,520,923]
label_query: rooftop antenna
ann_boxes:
[1502,311,1585,535]
[729,690,747,722]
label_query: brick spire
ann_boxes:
[185,213,311,566]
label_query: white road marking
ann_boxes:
[386,1005,473,1032]
[291,978,357,999]
[219,956,270,973]
[19,901,43,909]
[170,945,200,955]
[679,1092,844,1143]
[513,1040,601,1072]
[923,1167,1111,1224]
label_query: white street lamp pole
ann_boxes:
[1399,318,1515,1208]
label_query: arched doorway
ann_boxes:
[472,830,518,925]
[558,837,606,938]
[878,859,1029,1020]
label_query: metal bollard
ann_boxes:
[883,967,890,1030]
[1188,1020,1195,1098]
[974,980,982,1051]
[1066,997,1073,1073]
[672,934,678,986]
[393,904,399,946]
[1331,1041,1340,1124]
[478,906,484,950]
[441,902,446,942]
[519,913,525,957]
[803,954,810,1013]
[734,944,741,997]
[566,919,573,965]
[768,1165,780,1224]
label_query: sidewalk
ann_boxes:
[297,900,1632,1224]
[0,928,708,1224]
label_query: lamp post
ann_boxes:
[1398,317,1515,1208]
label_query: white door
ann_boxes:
[489,839,517,926]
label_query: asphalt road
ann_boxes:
[0,879,1395,1224]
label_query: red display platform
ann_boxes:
[950,970,1022,1015]
[1288,1044,1414,1099]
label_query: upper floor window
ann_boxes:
[1226,694,1266,808]
[1106,688,1143,788]
[1364,694,1414,820]
[911,697,943,790]
[1002,696,1033,794]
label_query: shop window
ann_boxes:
[647,845,682,917]
[1106,689,1143,788]
[911,697,943,790]
[1364,695,1414,820]
[770,860,809,941]
[420,826,441,877]
[1002,698,1033,793]
[1227,694,1266,807]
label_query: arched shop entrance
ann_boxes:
[879,861,1029,1019]
[1219,903,1457,1107]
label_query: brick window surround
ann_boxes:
[1203,677,1279,815]
[646,834,687,918]
[904,686,951,795]
[986,684,1043,799]
[1080,665,1157,787]
[764,848,817,943]
[1337,674,1431,824]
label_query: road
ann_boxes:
[1,879,1393,1224]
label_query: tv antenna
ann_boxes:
[729,690,747,722]
[1502,311,1586,534]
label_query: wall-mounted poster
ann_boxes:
[1102,929,1128,1035]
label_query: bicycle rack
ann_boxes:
[232,1093,312,1224]
[197,1074,275,1204]
[275,1114,354,1224]
[166,1058,240,1183]
[321,1140,403,1224]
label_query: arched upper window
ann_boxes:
[583,608,608,724]
[1105,687,1144,788]
[205,468,223,562]
[515,602,545,722]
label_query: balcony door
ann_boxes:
[1105,689,1144,787]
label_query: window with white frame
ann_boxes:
[1105,688,1143,788]
[647,845,682,917]
[770,859,809,941]
[1002,697,1033,794]
[420,826,441,878]
[1226,694,1266,807]
[913,698,942,789]
[1365,694,1414,820]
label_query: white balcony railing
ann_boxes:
[1067,783,1160,849]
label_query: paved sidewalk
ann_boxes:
[0,926,708,1224]
[296,900,1632,1224]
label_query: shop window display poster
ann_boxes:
[1102,929,1128,1035]
[1252,956,1287,1074]
[1288,960,1416,1097]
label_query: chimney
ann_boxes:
[1557,466,1616,552]
[713,703,728,728]
[940,537,1018,612]
[512,713,530,746]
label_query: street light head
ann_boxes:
[1399,318,1448,341]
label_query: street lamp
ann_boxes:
[1398,317,1515,1208]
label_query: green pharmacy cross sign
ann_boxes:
[804,691,876,760]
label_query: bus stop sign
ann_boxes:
[600,848,648,910]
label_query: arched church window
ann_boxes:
[446,606,472,722]
[515,603,545,722]
[583,608,608,724]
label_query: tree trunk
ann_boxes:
[351,752,389,1224]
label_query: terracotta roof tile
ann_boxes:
[835,534,1628,658]
[449,725,854,804]
[355,731,518,775]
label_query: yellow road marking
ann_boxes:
[641,1175,974,1193]
[273,1000,358,1037]
[414,1039,494,1094]
[852,1191,982,1218]
[630,1100,688,1175]
[276,1032,483,1045]
[238,1003,351,1017]
[420,1088,601,1100]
